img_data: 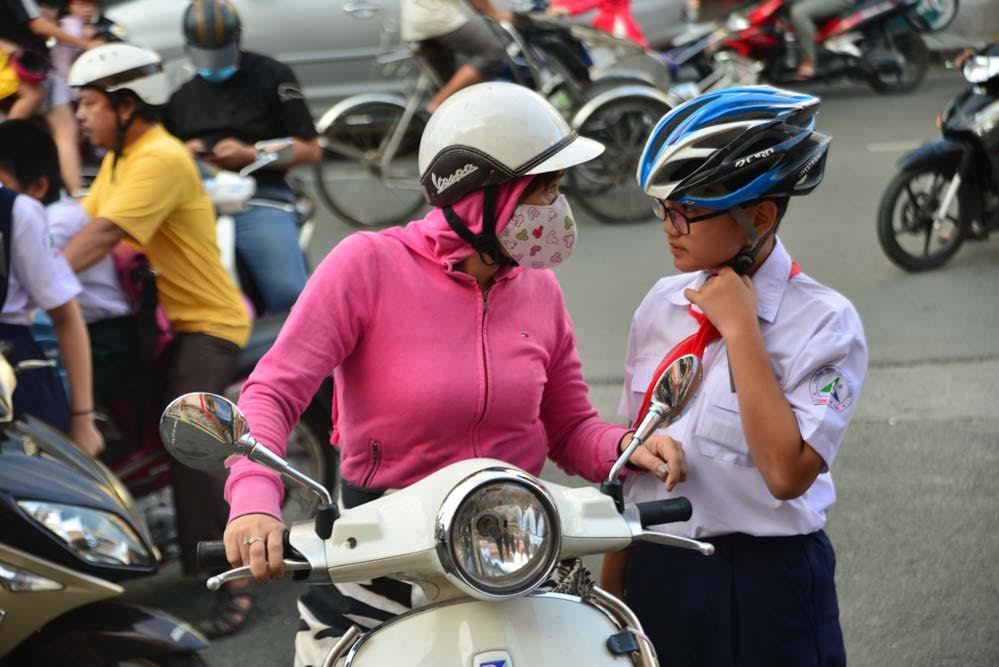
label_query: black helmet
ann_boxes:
[182,0,242,76]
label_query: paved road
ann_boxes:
[126,73,999,666]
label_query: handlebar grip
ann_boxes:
[636,498,693,528]
[197,541,232,570]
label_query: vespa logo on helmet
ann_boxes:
[432,163,480,194]
[735,148,775,169]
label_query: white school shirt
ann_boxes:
[619,238,868,538]
[46,193,132,324]
[400,0,469,41]
[0,187,81,326]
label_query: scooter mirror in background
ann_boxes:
[159,392,249,470]
[604,354,703,508]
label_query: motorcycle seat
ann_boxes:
[234,311,288,380]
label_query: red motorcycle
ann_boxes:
[707,0,955,93]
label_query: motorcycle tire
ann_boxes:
[877,162,971,271]
[313,100,428,229]
[868,32,929,94]
[567,96,670,224]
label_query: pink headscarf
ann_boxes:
[380,175,536,268]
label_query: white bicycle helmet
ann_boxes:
[419,82,604,208]
[69,43,170,106]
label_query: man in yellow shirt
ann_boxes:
[64,43,254,633]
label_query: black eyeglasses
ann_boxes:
[651,198,724,235]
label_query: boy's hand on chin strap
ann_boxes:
[684,267,759,339]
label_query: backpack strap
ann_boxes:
[0,187,17,314]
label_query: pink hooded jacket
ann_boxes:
[225,177,629,522]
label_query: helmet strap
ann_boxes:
[442,186,516,268]
[726,205,775,276]
[109,95,138,179]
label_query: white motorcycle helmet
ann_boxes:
[419,82,603,208]
[68,43,170,106]
[419,82,603,265]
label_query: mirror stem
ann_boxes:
[607,404,667,483]
[245,437,335,506]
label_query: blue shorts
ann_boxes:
[624,530,846,667]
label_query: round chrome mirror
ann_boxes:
[650,354,703,422]
[159,393,248,470]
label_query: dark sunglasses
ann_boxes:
[651,198,725,235]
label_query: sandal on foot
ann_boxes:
[197,586,256,638]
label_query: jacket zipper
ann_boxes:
[362,440,382,487]
[473,289,491,457]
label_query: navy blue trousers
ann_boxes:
[0,323,69,432]
[624,531,846,667]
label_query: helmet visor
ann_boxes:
[186,43,239,75]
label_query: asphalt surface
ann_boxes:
[125,72,999,666]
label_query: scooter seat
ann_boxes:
[234,311,288,380]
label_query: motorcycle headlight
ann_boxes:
[436,469,560,599]
[725,13,750,32]
[18,501,154,567]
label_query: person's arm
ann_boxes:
[684,267,866,500]
[62,217,125,272]
[28,16,99,50]
[540,281,686,488]
[48,299,104,456]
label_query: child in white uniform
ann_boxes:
[617,86,867,666]
[0,119,104,456]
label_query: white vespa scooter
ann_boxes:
[158,355,715,667]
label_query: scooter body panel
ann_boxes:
[345,593,630,666]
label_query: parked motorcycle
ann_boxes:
[314,5,673,227]
[877,49,999,270]
[666,0,956,94]
[159,355,713,666]
[0,351,208,666]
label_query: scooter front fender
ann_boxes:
[897,138,968,171]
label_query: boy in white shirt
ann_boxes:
[615,86,867,666]
[0,119,104,456]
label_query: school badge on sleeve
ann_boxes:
[474,651,513,667]
[809,366,854,412]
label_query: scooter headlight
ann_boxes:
[18,501,154,567]
[436,469,560,599]
[725,13,750,32]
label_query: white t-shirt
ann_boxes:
[400,0,469,41]
[46,194,132,323]
[619,239,868,539]
[0,187,81,325]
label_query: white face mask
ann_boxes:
[497,195,577,270]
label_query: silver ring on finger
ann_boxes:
[243,536,265,546]
[654,462,670,480]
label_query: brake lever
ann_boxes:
[634,530,715,556]
[206,559,311,590]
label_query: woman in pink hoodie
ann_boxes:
[218,82,685,658]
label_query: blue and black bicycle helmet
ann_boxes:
[637,86,830,272]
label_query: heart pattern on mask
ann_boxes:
[496,195,577,271]
[516,229,528,241]
[530,245,542,257]
[546,230,558,245]
[532,226,544,239]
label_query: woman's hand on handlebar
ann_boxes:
[224,513,288,583]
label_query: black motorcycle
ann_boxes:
[0,355,208,666]
[877,48,999,271]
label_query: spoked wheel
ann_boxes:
[868,32,929,94]
[280,403,334,523]
[877,163,970,271]
[313,101,428,228]
[567,97,668,224]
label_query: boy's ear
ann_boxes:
[25,176,50,203]
[752,199,778,236]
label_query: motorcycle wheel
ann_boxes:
[877,162,970,271]
[313,101,428,229]
[868,32,929,94]
[566,97,669,224]
[280,401,336,523]
[908,0,960,33]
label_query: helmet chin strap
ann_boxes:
[726,205,776,276]
[442,186,517,268]
[109,96,138,179]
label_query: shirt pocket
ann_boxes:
[693,382,755,467]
